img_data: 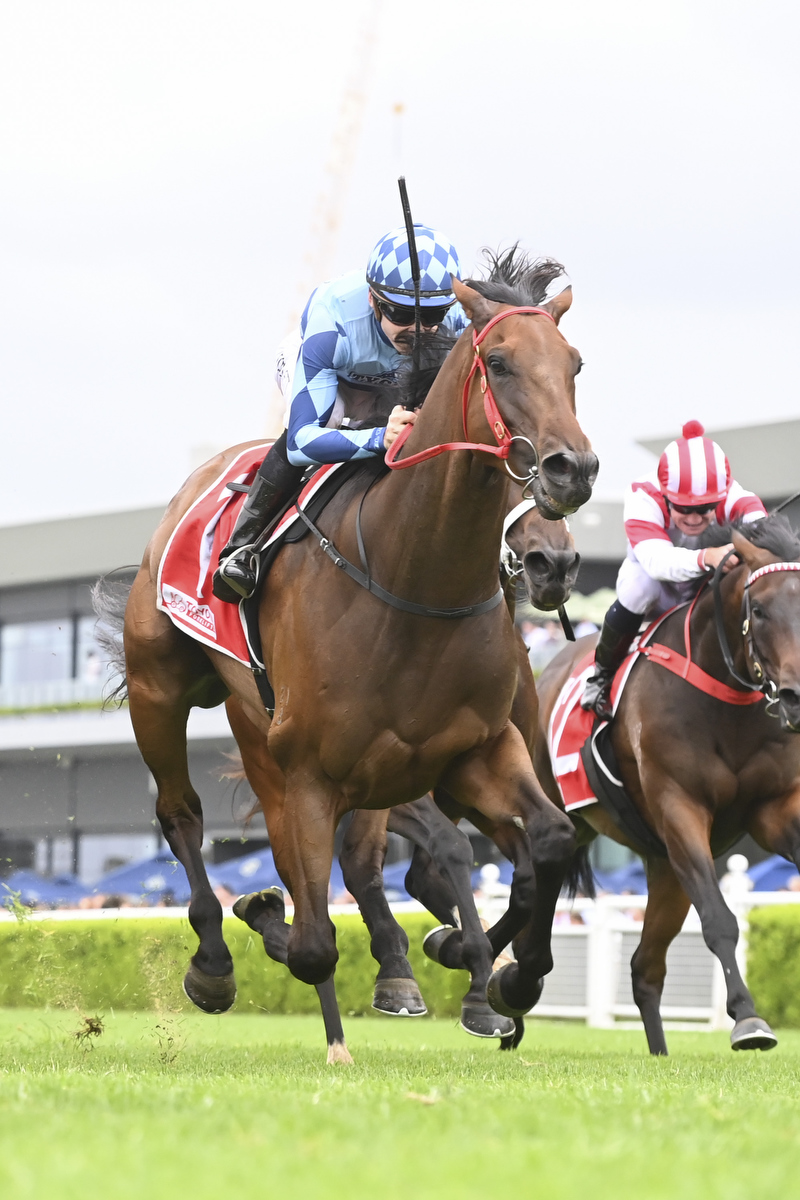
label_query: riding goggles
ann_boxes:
[372,293,454,328]
[669,501,718,516]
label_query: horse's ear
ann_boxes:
[542,285,573,325]
[731,526,776,572]
[452,278,498,332]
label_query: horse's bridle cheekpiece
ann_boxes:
[713,555,800,710]
[385,305,556,493]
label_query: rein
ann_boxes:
[294,306,558,621]
[385,306,556,480]
[641,557,800,709]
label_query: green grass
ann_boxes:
[2,1011,800,1200]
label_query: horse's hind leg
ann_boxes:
[440,725,577,1021]
[387,796,514,1039]
[125,600,235,1012]
[340,809,427,1017]
[630,857,691,1055]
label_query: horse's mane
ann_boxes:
[394,328,459,411]
[465,245,568,307]
[702,513,800,560]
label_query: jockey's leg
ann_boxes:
[212,430,304,603]
[581,556,656,718]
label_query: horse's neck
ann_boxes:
[366,334,510,605]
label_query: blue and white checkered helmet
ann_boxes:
[366,224,461,309]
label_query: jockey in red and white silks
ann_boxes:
[582,420,767,719]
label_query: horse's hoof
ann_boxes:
[486,962,543,1018]
[422,924,461,968]
[460,1000,516,1039]
[182,962,237,1014]
[233,887,285,927]
[372,977,427,1017]
[327,1040,354,1065]
[731,1016,778,1052]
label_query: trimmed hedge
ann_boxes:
[747,906,800,1028]
[0,912,469,1018]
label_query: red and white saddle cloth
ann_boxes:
[157,445,343,667]
[546,611,675,812]
[547,589,765,812]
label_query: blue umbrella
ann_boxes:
[594,860,648,894]
[92,850,191,903]
[208,849,282,894]
[748,854,799,891]
[2,870,90,907]
[382,858,413,901]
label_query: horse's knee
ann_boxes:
[530,807,576,867]
[287,919,339,986]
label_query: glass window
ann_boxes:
[76,615,108,683]
[0,620,73,685]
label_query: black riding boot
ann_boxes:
[580,601,642,720]
[212,432,304,603]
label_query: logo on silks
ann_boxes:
[161,586,217,637]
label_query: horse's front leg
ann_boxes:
[340,809,427,1017]
[654,780,777,1051]
[225,697,353,1063]
[440,723,577,1020]
[127,668,235,1013]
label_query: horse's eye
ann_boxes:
[487,356,508,376]
[576,359,584,375]
[752,603,767,619]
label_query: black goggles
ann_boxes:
[372,293,454,328]
[669,501,718,516]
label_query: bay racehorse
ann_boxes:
[118,256,597,1061]
[535,515,800,1054]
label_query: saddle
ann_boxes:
[158,446,386,714]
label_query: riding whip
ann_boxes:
[397,176,422,371]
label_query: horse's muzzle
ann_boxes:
[778,686,800,733]
[535,450,599,519]
[523,548,581,611]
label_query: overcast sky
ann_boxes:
[1,0,798,526]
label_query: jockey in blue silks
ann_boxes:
[213,223,466,603]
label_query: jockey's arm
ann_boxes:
[624,478,767,583]
[286,300,388,467]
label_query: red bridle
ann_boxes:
[384,305,557,471]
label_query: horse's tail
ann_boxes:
[91,573,134,706]
[563,843,596,900]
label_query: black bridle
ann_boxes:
[711,553,800,714]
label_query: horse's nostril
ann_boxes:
[523,552,551,582]
[542,452,578,484]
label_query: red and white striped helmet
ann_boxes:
[657,420,731,506]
